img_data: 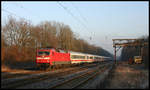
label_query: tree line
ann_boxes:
[1,16,113,68]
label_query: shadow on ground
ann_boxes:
[3,60,37,70]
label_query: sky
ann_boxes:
[1,1,149,56]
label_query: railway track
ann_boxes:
[2,63,107,89]
[49,63,113,89]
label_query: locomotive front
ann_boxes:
[36,49,52,68]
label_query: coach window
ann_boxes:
[87,56,89,59]
[94,57,96,59]
[77,55,80,59]
[94,57,98,59]
[78,56,81,59]
[81,56,85,59]
[75,55,78,59]
[83,56,85,59]
[71,55,76,59]
[90,57,93,59]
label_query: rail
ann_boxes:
[2,63,102,89]
[49,64,111,89]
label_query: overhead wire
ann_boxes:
[2,8,25,19]
[57,2,86,28]
[70,2,93,40]
[14,3,42,20]
[57,1,93,41]
[71,2,94,41]
[70,3,88,24]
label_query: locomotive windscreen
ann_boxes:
[38,51,50,56]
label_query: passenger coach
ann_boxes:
[70,51,94,64]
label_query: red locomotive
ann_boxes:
[36,48,110,69]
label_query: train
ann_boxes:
[36,48,111,69]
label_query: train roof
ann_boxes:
[38,47,55,50]
[69,51,88,55]
[69,51,103,57]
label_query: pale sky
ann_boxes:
[2,1,149,56]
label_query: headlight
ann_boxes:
[37,57,42,59]
[44,57,50,59]
[37,57,50,59]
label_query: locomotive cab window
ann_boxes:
[38,51,50,56]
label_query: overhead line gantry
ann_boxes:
[112,39,148,64]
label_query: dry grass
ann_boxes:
[116,65,141,74]
[105,64,149,89]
